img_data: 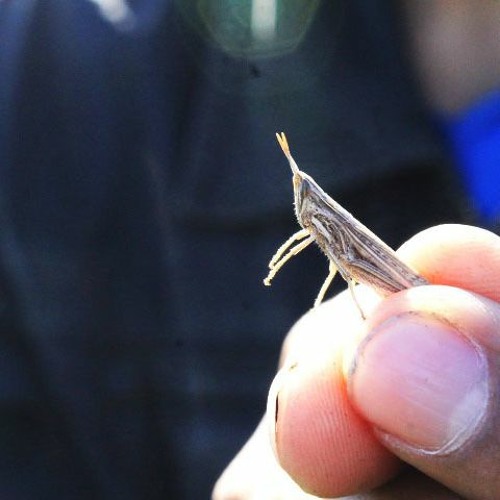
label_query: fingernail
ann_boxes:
[349,313,489,453]
[266,362,298,459]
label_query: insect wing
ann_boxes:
[309,188,427,294]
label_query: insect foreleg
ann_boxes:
[268,228,310,268]
[264,234,314,286]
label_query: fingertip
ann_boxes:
[397,224,500,301]
[349,311,489,453]
[346,284,500,498]
[271,339,400,497]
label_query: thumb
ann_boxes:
[347,284,500,500]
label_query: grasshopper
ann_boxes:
[264,133,428,317]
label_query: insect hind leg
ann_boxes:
[313,261,338,307]
[347,279,365,320]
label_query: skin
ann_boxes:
[402,0,500,114]
[213,224,500,499]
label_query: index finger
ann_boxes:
[398,223,500,301]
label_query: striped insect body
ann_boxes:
[264,132,428,317]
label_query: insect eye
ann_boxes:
[299,177,312,203]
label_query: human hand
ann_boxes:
[213,224,500,499]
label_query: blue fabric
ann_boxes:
[438,91,500,224]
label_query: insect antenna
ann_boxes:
[276,132,300,175]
